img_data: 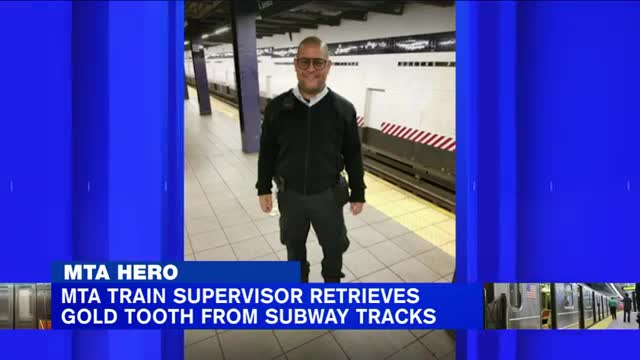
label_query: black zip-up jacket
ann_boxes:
[256,88,366,202]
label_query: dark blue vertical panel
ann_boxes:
[0,0,181,357]
[516,1,640,281]
[475,1,518,283]
[0,1,73,280]
[105,1,169,359]
[0,1,72,358]
[474,2,501,282]
[106,1,166,261]
[462,1,640,358]
[516,2,563,280]
[458,1,518,359]
[496,2,517,283]
[456,0,477,286]
[514,1,640,357]
[69,0,181,358]
[166,0,185,265]
[494,3,519,357]
[164,1,185,359]
[456,1,478,359]
[71,2,111,359]
[72,1,110,262]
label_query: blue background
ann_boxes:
[0,1,184,359]
[0,0,639,359]
[50,283,483,330]
[457,1,640,360]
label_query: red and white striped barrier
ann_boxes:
[356,116,365,127]
[379,121,456,152]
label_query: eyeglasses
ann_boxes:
[296,57,328,70]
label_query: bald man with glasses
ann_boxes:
[256,36,366,283]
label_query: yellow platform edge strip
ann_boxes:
[589,311,621,330]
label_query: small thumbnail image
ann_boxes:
[484,283,640,330]
[0,283,51,330]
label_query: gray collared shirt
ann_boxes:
[292,85,329,107]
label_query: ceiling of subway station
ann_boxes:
[185,0,454,48]
[585,283,635,299]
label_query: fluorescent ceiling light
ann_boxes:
[214,26,230,35]
[608,283,623,298]
[201,26,229,40]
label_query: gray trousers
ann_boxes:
[277,188,349,282]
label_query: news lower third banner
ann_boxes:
[50,262,483,330]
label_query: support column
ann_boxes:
[231,0,261,153]
[190,37,211,115]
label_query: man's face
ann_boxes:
[294,44,331,95]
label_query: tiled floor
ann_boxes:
[603,311,639,330]
[184,86,456,359]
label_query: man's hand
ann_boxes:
[259,194,273,213]
[350,202,364,215]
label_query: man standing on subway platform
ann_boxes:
[256,36,366,283]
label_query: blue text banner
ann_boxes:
[51,283,482,330]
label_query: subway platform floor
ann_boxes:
[183,86,456,360]
[590,310,640,330]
